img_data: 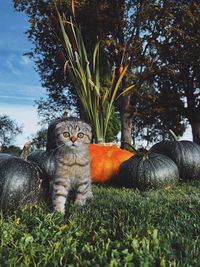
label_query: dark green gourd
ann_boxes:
[27,150,55,177]
[119,153,179,190]
[0,153,48,213]
[150,140,200,181]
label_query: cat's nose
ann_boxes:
[70,136,77,143]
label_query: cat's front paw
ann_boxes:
[74,192,93,206]
[87,190,93,199]
[53,205,65,215]
[74,198,86,206]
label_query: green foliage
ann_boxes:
[105,111,120,143]
[132,85,187,144]
[139,0,200,143]
[0,182,199,266]
[0,115,23,146]
[31,128,47,150]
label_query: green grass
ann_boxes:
[0,182,200,267]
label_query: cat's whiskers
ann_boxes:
[51,143,65,155]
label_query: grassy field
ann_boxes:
[0,181,199,267]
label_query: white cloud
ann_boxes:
[19,56,33,67]
[5,53,36,76]
[0,81,43,92]
[6,54,22,75]
[0,104,41,148]
[0,82,46,104]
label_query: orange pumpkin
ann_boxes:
[89,144,134,182]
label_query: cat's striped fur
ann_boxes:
[48,117,92,214]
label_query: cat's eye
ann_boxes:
[63,132,70,138]
[77,132,84,138]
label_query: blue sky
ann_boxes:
[0,1,46,147]
[0,1,46,105]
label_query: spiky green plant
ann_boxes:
[54,3,134,143]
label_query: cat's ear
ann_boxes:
[55,121,66,130]
[86,125,92,138]
[86,124,92,132]
[81,121,91,132]
[83,123,92,142]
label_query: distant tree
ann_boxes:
[0,115,23,146]
[131,82,187,145]
[31,128,47,150]
[156,0,200,144]
[135,0,200,144]
[122,0,200,144]
[36,97,73,127]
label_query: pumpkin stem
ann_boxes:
[63,109,69,119]
[142,152,149,160]
[97,138,105,144]
[168,129,178,141]
[120,141,138,153]
[20,142,32,161]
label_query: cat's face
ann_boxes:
[54,119,92,150]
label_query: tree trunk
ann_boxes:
[191,121,200,145]
[120,93,133,148]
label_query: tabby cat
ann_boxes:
[47,117,93,214]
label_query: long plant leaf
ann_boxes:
[55,5,134,143]
[93,40,101,94]
[116,84,136,100]
[71,0,75,18]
